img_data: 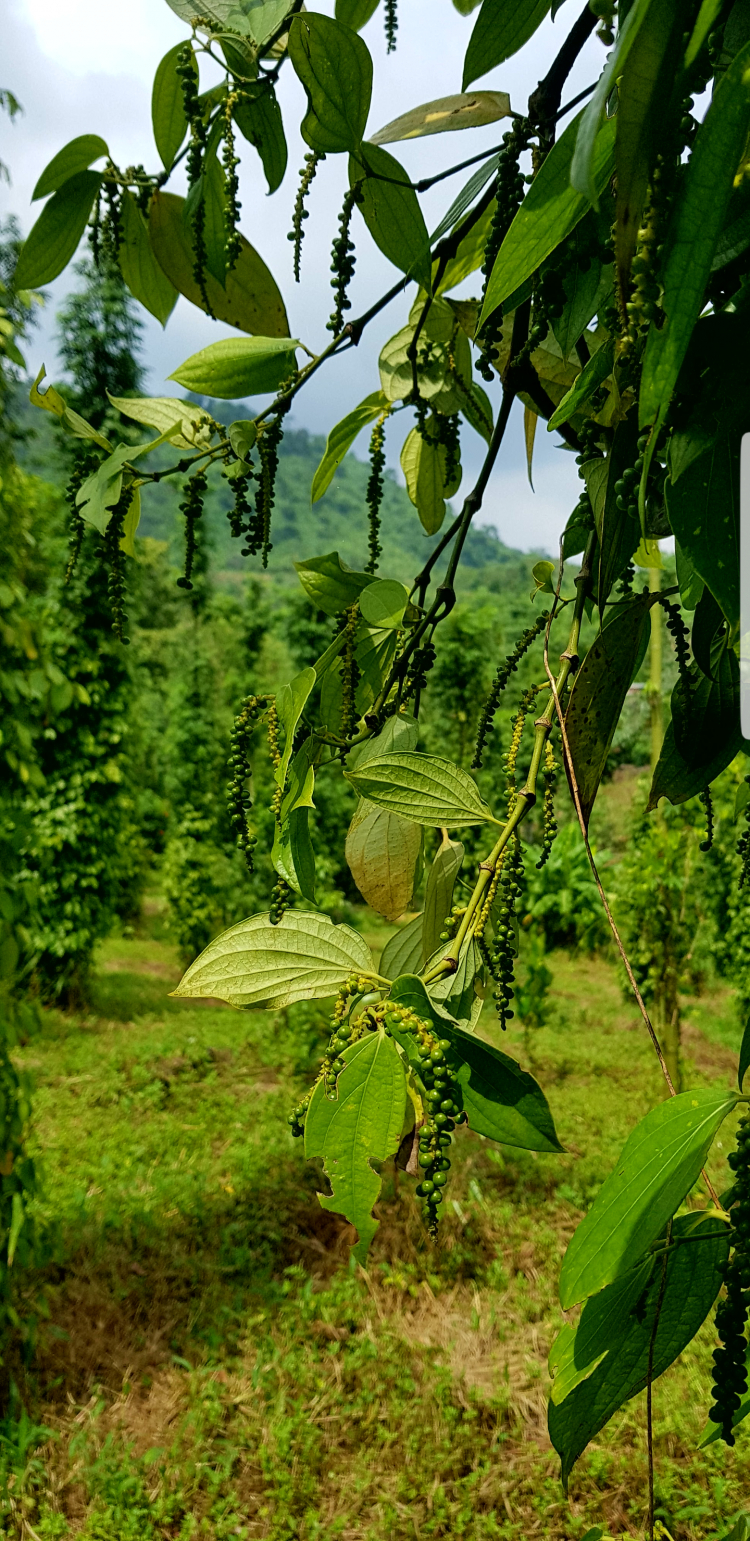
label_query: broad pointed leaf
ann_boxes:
[311,392,388,503]
[289,12,372,154]
[565,593,657,828]
[172,910,376,1009]
[15,170,102,288]
[478,113,616,329]
[169,336,298,398]
[370,91,511,145]
[666,431,740,627]
[640,40,750,430]
[380,914,424,982]
[550,1212,729,1488]
[118,190,178,327]
[152,43,191,172]
[347,751,495,827]
[558,1088,738,1309]
[149,190,290,336]
[294,551,371,615]
[422,834,464,963]
[233,83,288,194]
[345,803,421,919]
[351,144,431,288]
[32,134,108,200]
[305,1029,407,1261]
[463,0,550,87]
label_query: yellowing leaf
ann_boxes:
[369,91,511,145]
[346,801,421,919]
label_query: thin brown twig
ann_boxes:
[542,542,723,1212]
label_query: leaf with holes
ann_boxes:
[305,1029,407,1261]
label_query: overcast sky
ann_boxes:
[1,0,606,553]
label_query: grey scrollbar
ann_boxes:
[743,435,750,740]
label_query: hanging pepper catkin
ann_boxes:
[537,739,558,869]
[327,182,361,334]
[176,469,208,591]
[222,95,242,272]
[473,611,550,769]
[104,484,132,644]
[365,412,389,574]
[227,694,267,873]
[709,1115,750,1443]
[288,151,324,282]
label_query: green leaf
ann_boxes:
[359,580,409,630]
[550,224,606,360]
[311,392,388,503]
[612,0,684,284]
[152,43,190,172]
[380,915,424,981]
[172,909,376,1009]
[548,338,614,431]
[648,717,745,811]
[149,191,290,337]
[229,419,257,461]
[346,803,421,920]
[197,147,230,287]
[565,593,657,829]
[305,1029,407,1262]
[671,650,740,770]
[118,190,178,327]
[30,366,110,450]
[347,751,495,827]
[740,1015,750,1092]
[351,143,431,288]
[336,0,380,27]
[640,41,750,430]
[686,0,724,69]
[7,1192,25,1268]
[665,431,739,627]
[32,134,108,200]
[437,199,496,294]
[288,12,372,155]
[479,113,616,329]
[429,156,500,249]
[675,539,704,612]
[558,1088,738,1309]
[463,0,550,88]
[588,416,642,611]
[550,1212,729,1488]
[400,422,461,535]
[233,83,288,195]
[422,834,464,964]
[294,551,372,616]
[169,336,298,399]
[165,0,289,36]
[354,625,399,711]
[429,936,481,1029]
[107,393,208,448]
[75,444,133,534]
[15,170,102,288]
[271,739,315,899]
[571,0,660,203]
[276,667,317,788]
[388,977,563,1150]
[369,90,511,146]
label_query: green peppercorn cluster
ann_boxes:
[64,454,97,585]
[270,875,293,926]
[288,151,324,283]
[365,414,387,574]
[476,123,530,381]
[177,43,211,311]
[246,412,287,566]
[222,97,242,272]
[612,432,650,521]
[384,0,398,53]
[402,639,437,704]
[100,173,123,267]
[737,778,750,890]
[339,603,361,739]
[472,611,550,770]
[536,740,558,869]
[104,485,132,644]
[227,694,266,873]
[592,1,616,46]
[709,1116,750,1443]
[488,837,524,1028]
[176,469,208,591]
[226,465,253,541]
[327,183,361,334]
[661,594,692,697]
[438,903,467,947]
[411,1024,461,1239]
[699,785,714,854]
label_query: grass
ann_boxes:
[1,916,748,1540]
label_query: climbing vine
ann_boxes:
[16,0,750,1526]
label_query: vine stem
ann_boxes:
[647,1221,671,1541]
[542,546,723,1212]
